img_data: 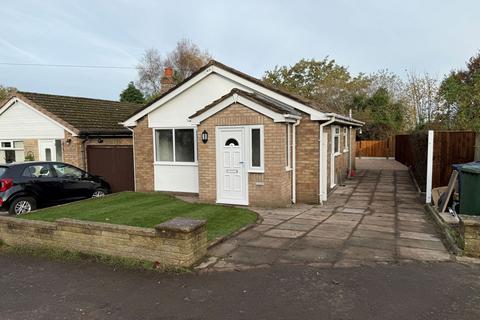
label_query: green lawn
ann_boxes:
[20,192,257,241]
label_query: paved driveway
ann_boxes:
[206,160,451,270]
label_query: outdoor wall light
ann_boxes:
[65,138,72,145]
[97,138,104,143]
[202,130,208,144]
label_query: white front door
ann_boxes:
[38,140,56,161]
[216,127,248,205]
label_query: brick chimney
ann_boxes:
[160,67,175,94]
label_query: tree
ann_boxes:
[0,85,15,102]
[405,71,440,127]
[136,48,164,98]
[164,38,211,82]
[136,39,211,98]
[120,82,145,103]
[438,52,480,131]
[263,58,370,114]
[351,88,405,139]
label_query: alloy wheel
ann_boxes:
[92,190,106,198]
[15,201,32,215]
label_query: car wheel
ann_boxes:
[92,189,107,198]
[9,197,37,215]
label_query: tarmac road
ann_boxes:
[1,254,480,320]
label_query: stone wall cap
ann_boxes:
[0,216,57,229]
[155,218,206,233]
[460,215,480,226]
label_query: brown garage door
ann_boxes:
[87,145,134,193]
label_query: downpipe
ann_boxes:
[319,117,335,205]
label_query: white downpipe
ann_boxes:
[348,126,352,176]
[426,130,434,204]
[292,119,300,204]
[126,127,137,192]
[319,117,335,205]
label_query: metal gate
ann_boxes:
[86,145,134,193]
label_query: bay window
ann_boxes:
[155,129,195,163]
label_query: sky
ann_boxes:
[0,0,479,100]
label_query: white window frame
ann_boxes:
[0,140,25,164]
[248,125,264,173]
[343,127,349,153]
[332,126,341,156]
[152,128,197,165]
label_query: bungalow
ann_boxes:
[123,60,363,206]
[0,91,142,192]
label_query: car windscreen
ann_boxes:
[0,166,7,178]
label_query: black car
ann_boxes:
[0,162,111,215]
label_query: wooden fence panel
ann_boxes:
[356,137,395,158]
[396,131,476,190]
[432,131,475,188]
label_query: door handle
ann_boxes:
[239,161,245,164]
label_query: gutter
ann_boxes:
[319,117,335,205]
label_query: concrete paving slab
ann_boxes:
[276,222,314,231]
[342,246,395,261]
[357,223,395,233]
[281,247,339,263]
[244,236,295,249]
[347,236,396,250]
[292,237,345,249]
[226,246,283,265]
[398,247,451,261]
[399,231,442,242]
[352,229,395,240]
[264,229,306,239]
[261,218,285,226]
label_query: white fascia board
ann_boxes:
[190,95,286,124]
[122,66,215,127]
[1,98,77,136]
[213,66,329,120]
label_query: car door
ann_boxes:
[22,163,62,204]
[52,163,95,200]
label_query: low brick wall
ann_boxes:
[460,215,480,258]
[0,217,207,267]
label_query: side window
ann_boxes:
[249,126,264,171]
[23,164,54,178]
[52,164,84,179]
[333,126,340,154]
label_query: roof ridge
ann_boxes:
[17,91,141,106]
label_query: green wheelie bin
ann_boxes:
[459,163,480,216]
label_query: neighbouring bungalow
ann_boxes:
[123,60,363,206]
[0,92,142,192]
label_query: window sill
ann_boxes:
[248,169,264,174]
[153,162,198,166]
